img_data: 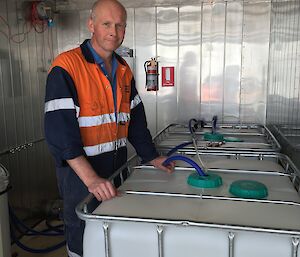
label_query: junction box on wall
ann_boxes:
[21,1,54,26]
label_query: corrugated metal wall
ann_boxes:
[267,0,300,169]
[0,0,58,217]
[122,1,271,133]
[267,0,300,127]
[55,1,271,135]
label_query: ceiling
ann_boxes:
[54,0,274,11]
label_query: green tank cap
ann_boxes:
[229,180,268,199]
[224,137,244,142]
[203,132,224,142]
[187,172,223,188]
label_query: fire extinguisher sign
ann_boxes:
[162,66,175,87]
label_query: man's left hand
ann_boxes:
[149,156,175,173]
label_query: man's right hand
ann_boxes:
[67,155,118,201]
[87,177,118,201]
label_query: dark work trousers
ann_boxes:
[56,166,89,257]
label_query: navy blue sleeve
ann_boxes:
[44,66,85,167]
[127,78,159,163]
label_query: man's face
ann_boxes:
[88,2,126,58]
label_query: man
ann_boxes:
[44,0,174,256]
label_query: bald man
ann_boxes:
[44,0,174,256]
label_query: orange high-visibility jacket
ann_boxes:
[45,40,158,177]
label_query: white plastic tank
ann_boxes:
[79,153,300,257]
[0,164,10,257]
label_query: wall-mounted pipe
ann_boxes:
[0,138,44,157]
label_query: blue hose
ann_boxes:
[166,141,193,156]
[188,118,198,134]
[188,118,206,134]
[9,205,66,253]
[163,155,206,176]
[212,115,217,133]
[9,206,63,236]
[167,118,203,155]
[45,219,64,233]
[212,115,218,134]
[10,227,66,254]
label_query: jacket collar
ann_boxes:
[80,39,126,67]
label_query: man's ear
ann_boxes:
[87,18,94,33]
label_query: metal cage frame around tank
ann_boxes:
[153,123,281,153]
[76,151,300,257]
[136,151,300,200]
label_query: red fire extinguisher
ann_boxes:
[144,58,159,91]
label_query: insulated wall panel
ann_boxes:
[135,7,157,134]
[157,6,178,131]
[241,2,270,124]
[267,0,300,129]
[200,2,226,121]
[0,0,59,218]
[223,2,243,123]
[177,5,201,123]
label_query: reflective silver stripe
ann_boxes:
[83,138,127,156]
[78,113,115,127]
[67,245,82,257]
[45,98,80,117]
[78,112,130,127]
[118,112,130,123]
[130,94,142,109]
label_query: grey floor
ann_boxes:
[11,220,67,257]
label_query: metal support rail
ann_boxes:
[157,225,164,257]
[103,222,110,257]
[123,190,300,206]
[166,123,265,135]
[228,232,235,257]
[272,124,300,150]
[138,149,300,199]
[292,237,299,257]
[155,150,299,175]
[77,205,300,237]
[154,123,281,152]
[78,155,140,215]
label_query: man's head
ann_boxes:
[88,0,127,60]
